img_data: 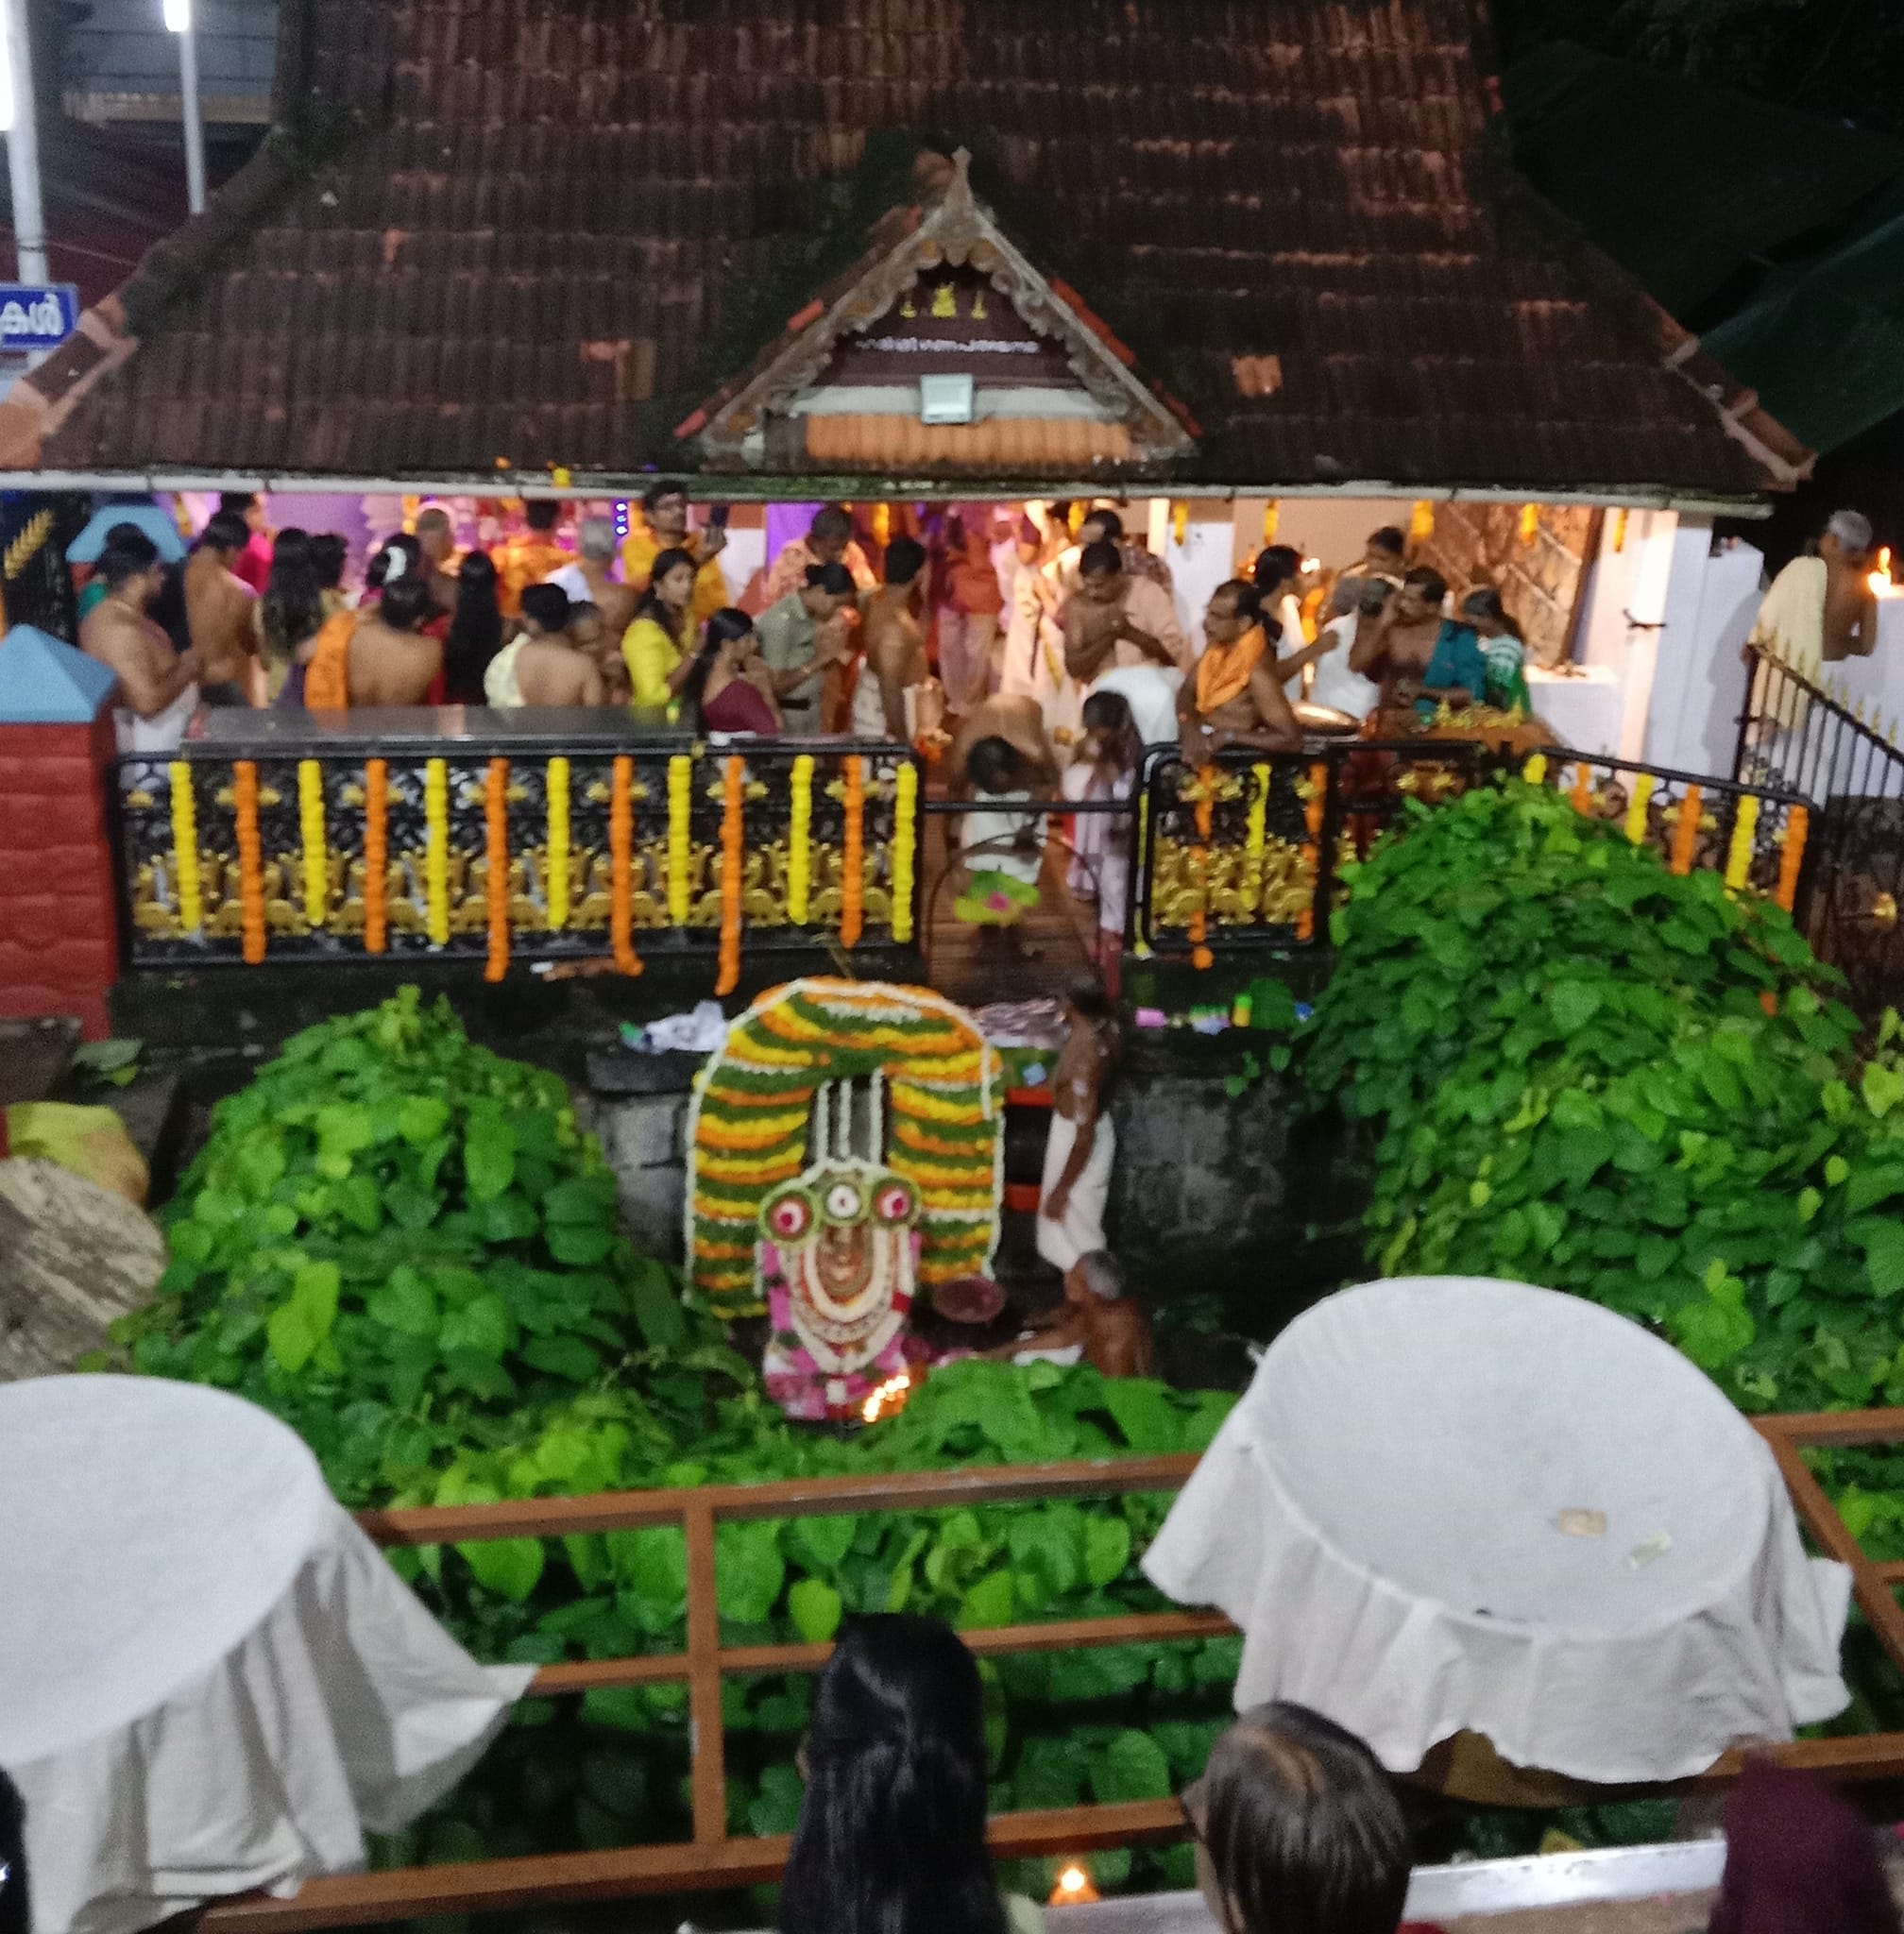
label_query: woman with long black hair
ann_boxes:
[781,1615,1025,1934]
[443,551,505,704]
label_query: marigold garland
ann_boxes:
[1188,764,1216,969]
[1669,782,1703,876]
[686,980,1002,1315]
[609,755,643,976]
[667,754,693,925]
[424,757,450,945]
[841,756,866,947]
[787,754,814,925]
[1725,793,1760,894]
[1521,753,1549,788]
[1776,805,1810,912]
[890,759,919,944]
[297,758,328,930]
[545,756,571,932]
[167,760,201,934]
[363,758,388,954]
[716,755,745,997]
[1570,761,1594,814]
[232,759,266,964]
[1623,772,1655,847]
[1295,759,1327,943]
[484,757,510,983]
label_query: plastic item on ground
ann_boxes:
[974,997,1068,1049]
[620,1001,730,1055]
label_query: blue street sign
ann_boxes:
[0,284,78,353]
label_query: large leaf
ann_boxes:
[956,1569,1015,1630]
[366,1265,439,1338]
[464,1109,517,1202]
[1089,1729,1173,1804]
[716,1519,787,1625]
[457,1535,545,1602]
[788,1578,844,1643]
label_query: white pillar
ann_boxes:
[1,0,48,283]
[168,0,207,216]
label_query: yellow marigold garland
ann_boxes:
[167,760,201,934]
[841,755,865,948]
[1623,772,1655,846]
[890,759,918,944]
[232,759,266,964]
[297,758,328,930]
[667,753,693,925]
[716,755,745,997]
[545,756,570,932]
[609,755,642,976]
[484,756,510,983]
[1725,793,1760,893]
[787,754,814,925]
[1244,761,1270,914]
[424,757,450,945]
[363,758,388,955]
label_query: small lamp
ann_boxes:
[1048,1863,1100,1907]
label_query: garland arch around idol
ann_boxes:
[686,981,1004,1421]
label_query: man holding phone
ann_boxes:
[620,478,731,625]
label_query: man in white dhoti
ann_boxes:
[1037,980,1118,1272]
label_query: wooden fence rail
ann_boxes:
[194,1424,1904,1933]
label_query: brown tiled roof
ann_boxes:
[6,0,1806,498]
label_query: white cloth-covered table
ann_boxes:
[1144,1278,1851,1784]
[0,1376,535,1934]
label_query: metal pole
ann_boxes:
[174,4,206,216]
[2,0,47,282]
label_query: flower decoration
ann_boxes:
[890,758,918,944]
[167,760,202,935]
[363,757,388,954]
[297,758,328,930]
[608,755,642,976]
[841,755,865,947]
[484,756,510,983]
[1725,793,1760,894]
[1776,805,1809,912]
[233,759,265,963]
[667,753,693,926]
[424,756,450,946]
[716,754,745,997]
[545,755,570,932]
[788,753,814,925]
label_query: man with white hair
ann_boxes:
[988,1249,1157,1378]
[1748,508,1880,674]
[546,516,637,637]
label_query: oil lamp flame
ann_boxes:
[1050,1864,1100,1907]
[860,1372,912,1425]
[1869,546,1895,598]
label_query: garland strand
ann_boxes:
[841,755,865,948]
[424,757,450,945]
[232,759,265,964]
[609,755,642,976]
[297,758,328,930]
[545,756,570,932]
[1188,764,1216,970]
[716,754,745,997]
[1623,772,1655,846]
[788,754,814,925]
[167,760,201,934]
[1776,805,1810,913]
[1295,759,1327,943]
[667,754,693,925]
[484,756,510,983]
[1724,793,1760,894]
[1243,761,1270,915]
[1669,783,1703,876]
[890,759,918,944]
[363,758,388,954]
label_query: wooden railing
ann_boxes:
[193,1419,1904,1932]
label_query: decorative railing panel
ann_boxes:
[1734,641,1904,1020]
[114,734,922,971]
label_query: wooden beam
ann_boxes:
[683,1494,727,1846]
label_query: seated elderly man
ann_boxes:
[1178,580,1302,760]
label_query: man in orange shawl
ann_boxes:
[1178,580,1301,762]
[492,500,572,617]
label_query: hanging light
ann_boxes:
[162,0,189,29]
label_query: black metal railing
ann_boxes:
[1734,640,1904,1018]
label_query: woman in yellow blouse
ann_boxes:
[620,548,700,711]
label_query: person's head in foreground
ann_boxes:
[1709,1756,1900,1934]
[781,1614,1004,1934]
[967,735,1026,798]
[567,599,606,656]
[415,505,454,566]
[1363,526,1407,575]
[808,503,857,567]
[1820,508,1874,568]
[1394,566,1447,624]
[1458,586,1518,639]
[1077,538,1126,604]
[98,523,165,607]
[642,478,690,541]
[1182,1703,1411,1934]
[883,534,927,592]
[1066,1248,1124,1307]
[518,583,571,639]
[640,547,698,624]
[1080,689,1137,769]
[523,498,563,535]
[801,559,855,622]
[1204,578,1265,650]
[576,517,617,566]
[1252,544,1300,598]
[1079,505,1125,549]
[1063,973,1114,1033]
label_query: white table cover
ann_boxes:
[1528,665,1625,756]
[0,1376,534,1934]
[1144,1278,1851,1784]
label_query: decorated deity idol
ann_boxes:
[759,1148,926,1424]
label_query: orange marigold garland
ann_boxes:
[1776,804,1810,912]
[841,755,865,948]
[716,754,745,996]
[484,756,510,983]
[363,758,388,954]
[233,759,266,964]
[1668,783,1703,876]
[609,755,643,977]
[1188,764,1217,970]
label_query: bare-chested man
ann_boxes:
[183,510,262,706]
[852,534,931,740]
[1178,580,1302,761]
[80,524,203,749]
[1349,564,1449,705]
[348,576,444,707]
[947,693,1058,794]
[415,506,461,617]
[1062,539,1188,688]
[484,584,605,708]
[549,517,638,639]
[1820,511,1881,660]
[990,1250,1157,1378]
[1037,978,1120,1275]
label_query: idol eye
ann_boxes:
[874,1182,916,1223]
[762,1191,813,1241]
[824,1179,864,1222]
